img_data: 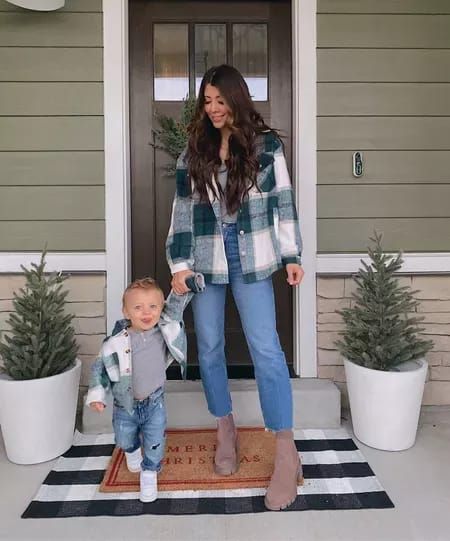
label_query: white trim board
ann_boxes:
[2,252,448,276]
[103,0,131,333]
[0,253,106,273]
[317,253,450,275]
[294,0,317,377]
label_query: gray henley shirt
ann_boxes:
[129,326,166,400]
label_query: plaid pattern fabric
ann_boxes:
[166,131,303,284]
[85,290,196,413]
[22,429,394,518]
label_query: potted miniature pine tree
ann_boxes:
[0,251,81,464]
[335,232,433,451]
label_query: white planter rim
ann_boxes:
[0,358,81,386]
[344,357,427,376]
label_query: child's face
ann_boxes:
[123,288,164,332]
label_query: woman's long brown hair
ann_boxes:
[187,65,272,214]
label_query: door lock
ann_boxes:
[352,151,363,177]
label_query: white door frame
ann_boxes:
[293,0,317,376]
[103,0,132,334]
[103,0,318,377]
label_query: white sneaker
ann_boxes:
[125,448,142,473]
[140,470,158,503]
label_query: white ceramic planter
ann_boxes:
[0,359,81,464]
[344,358,428,451]
[5,1,65,11]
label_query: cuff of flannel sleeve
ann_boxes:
[85,385,106,407]
[170,261,193,274]
[282,255,302,266]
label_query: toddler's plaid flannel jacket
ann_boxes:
[166,131,303,284]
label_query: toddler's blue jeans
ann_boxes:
[112,386,166,472]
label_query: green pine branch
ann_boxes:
[153,94,196,175]
[334,232,433,371]
[0,250,78,380]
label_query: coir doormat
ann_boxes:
[22,428,394,518]
[100,427,293,492]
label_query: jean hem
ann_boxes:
[264,425,293,433]
[208,407,233,419]
[122,445,141,454]
[142,464,162,473]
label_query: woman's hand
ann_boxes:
[286,263,304,286]
[171,269,195,295]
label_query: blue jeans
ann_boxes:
[191,223,293,431]
[112,386,166,472]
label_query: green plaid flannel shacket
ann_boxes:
[166,131,303,284]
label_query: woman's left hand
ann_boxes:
[285,263,304,286]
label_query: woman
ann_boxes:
[166,65,304,511]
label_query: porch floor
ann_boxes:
[1,407,449,541]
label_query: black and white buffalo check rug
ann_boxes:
[22,428,394,518]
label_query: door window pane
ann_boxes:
[195,24,227,95]
[154,24,189,101]
[232,24,268,101]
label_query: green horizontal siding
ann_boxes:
[318,151,450,185]
[318,1,450,14]
[0,48,103,82]
[318,15,450,48]
[0,117,103,151]
[318,83,450,116]
[318,50,450,83]
[0,186,104,220]
[0,83,103,116]
[0,151,104,186]
[0,0,102,11]
[0,221,104,251]
[0,2,104,254]
[318,8,450,254]
[318,117,450,151]
[318,185,450,218]
[0,12,102,46]
[318,219,450,253]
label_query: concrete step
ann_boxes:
[82,378,341,434]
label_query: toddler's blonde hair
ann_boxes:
[122,277,164,307]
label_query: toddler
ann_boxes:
[86,274,203,502]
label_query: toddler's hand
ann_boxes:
[90,401,105,412]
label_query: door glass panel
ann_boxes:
[154,24,189,101]
[195,24,227,95]
[232,23,268,101]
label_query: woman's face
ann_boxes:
[204,83,232,131]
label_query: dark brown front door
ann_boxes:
[129,0,293,377]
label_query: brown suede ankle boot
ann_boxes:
[264,430,303,511]
[214,413,239,475]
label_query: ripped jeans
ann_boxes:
[112,386,166,472]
